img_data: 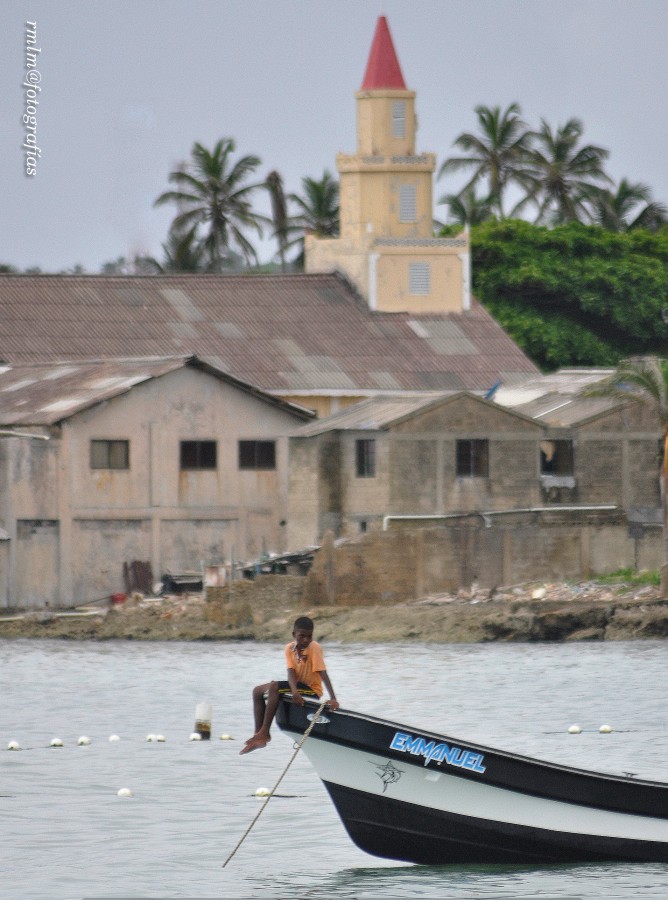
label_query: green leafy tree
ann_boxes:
[592,178,668,232]
[462,219,668,369]
[287,170,340,267]
[523,118,611,224]
[154,138,266,269]
[583,357,668,595]
[438,103,533,219]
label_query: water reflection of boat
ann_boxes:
[276,697,668,864]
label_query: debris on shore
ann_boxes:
[0,577,666,643]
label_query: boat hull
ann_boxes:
[277,699,668,865]
[323,780,668,865]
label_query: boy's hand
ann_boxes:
[292,693,305,706]
[327,699,340,711]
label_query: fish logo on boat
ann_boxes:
[371,759,405,792]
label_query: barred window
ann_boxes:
[90,439,129,470]
[180,440,217,470]
[456,439,489,477]
[239,440,276,470]
[399,184,417,222]
[408,262,431,295]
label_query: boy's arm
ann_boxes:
[287,666,304,706]
[321,670,339,710]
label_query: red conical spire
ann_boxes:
[361,16,406,90]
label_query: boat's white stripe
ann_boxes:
[285,730,668,843]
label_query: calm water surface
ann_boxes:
[1,638,668,898]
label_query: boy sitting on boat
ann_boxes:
[240,615,339,754]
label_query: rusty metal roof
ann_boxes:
[0,356,314,426]
[0,273,539,394]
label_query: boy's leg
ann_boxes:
[251,681,272,734]
[241,681,279,754]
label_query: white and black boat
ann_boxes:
[276,697,668,865]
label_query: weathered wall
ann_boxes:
[303,513,663,606]
[1,366,307,608]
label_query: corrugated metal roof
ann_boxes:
[494,369,623,426]
[0,273,539,393]
[295,393,452,436]
[0,356,314,426]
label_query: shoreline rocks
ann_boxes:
[0,577,667,643]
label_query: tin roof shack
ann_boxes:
[287,392,544,548]
[0,357,312,609]
[495,370,662,518]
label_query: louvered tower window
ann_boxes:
[408,262,431,295]
[392,100,406,137]
[399,184,417,222]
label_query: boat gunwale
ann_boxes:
[282,698,668,790]
[278,697,668,823]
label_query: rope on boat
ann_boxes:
[222,698,329,868]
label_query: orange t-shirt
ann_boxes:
[284,640,326,696]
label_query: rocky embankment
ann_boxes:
[1,576,667,643]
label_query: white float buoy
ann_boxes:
[156,735,166,742]
[219,734,234,741]
[255,787,272,797]
[7,740,21,751]
[50,737,64,747]
[77,736,91,746]
[117,787,133,798]
[568,724,582,734]
[108,734,121,742]
[146,734,157,742]
[189,732,202,742]
[599,724,613,733]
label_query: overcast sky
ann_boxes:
[2,0,667,272]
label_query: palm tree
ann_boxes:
[438,103,533,219]
[287,170,340,267]
[524,118,611,225]
[154,138,266,270]
[438,186,496,227]
[592,178,668,232]
[583,357,668,595]
[266,170,289,272]
[138,224,210,274]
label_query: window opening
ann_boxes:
[356,439,376,478]
[456,439,489,477]
[392,100,406,137]
[180,440,217,470]
[399,184,417,222]
[540,440,574,475]
[409,262,430,295]
[90,439,129,470]
[239,440,276,470]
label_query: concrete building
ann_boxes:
[287,372,661,549]
[0,357,312,608]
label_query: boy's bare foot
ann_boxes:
[239,734,270,755]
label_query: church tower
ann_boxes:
[306,16,470,314]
